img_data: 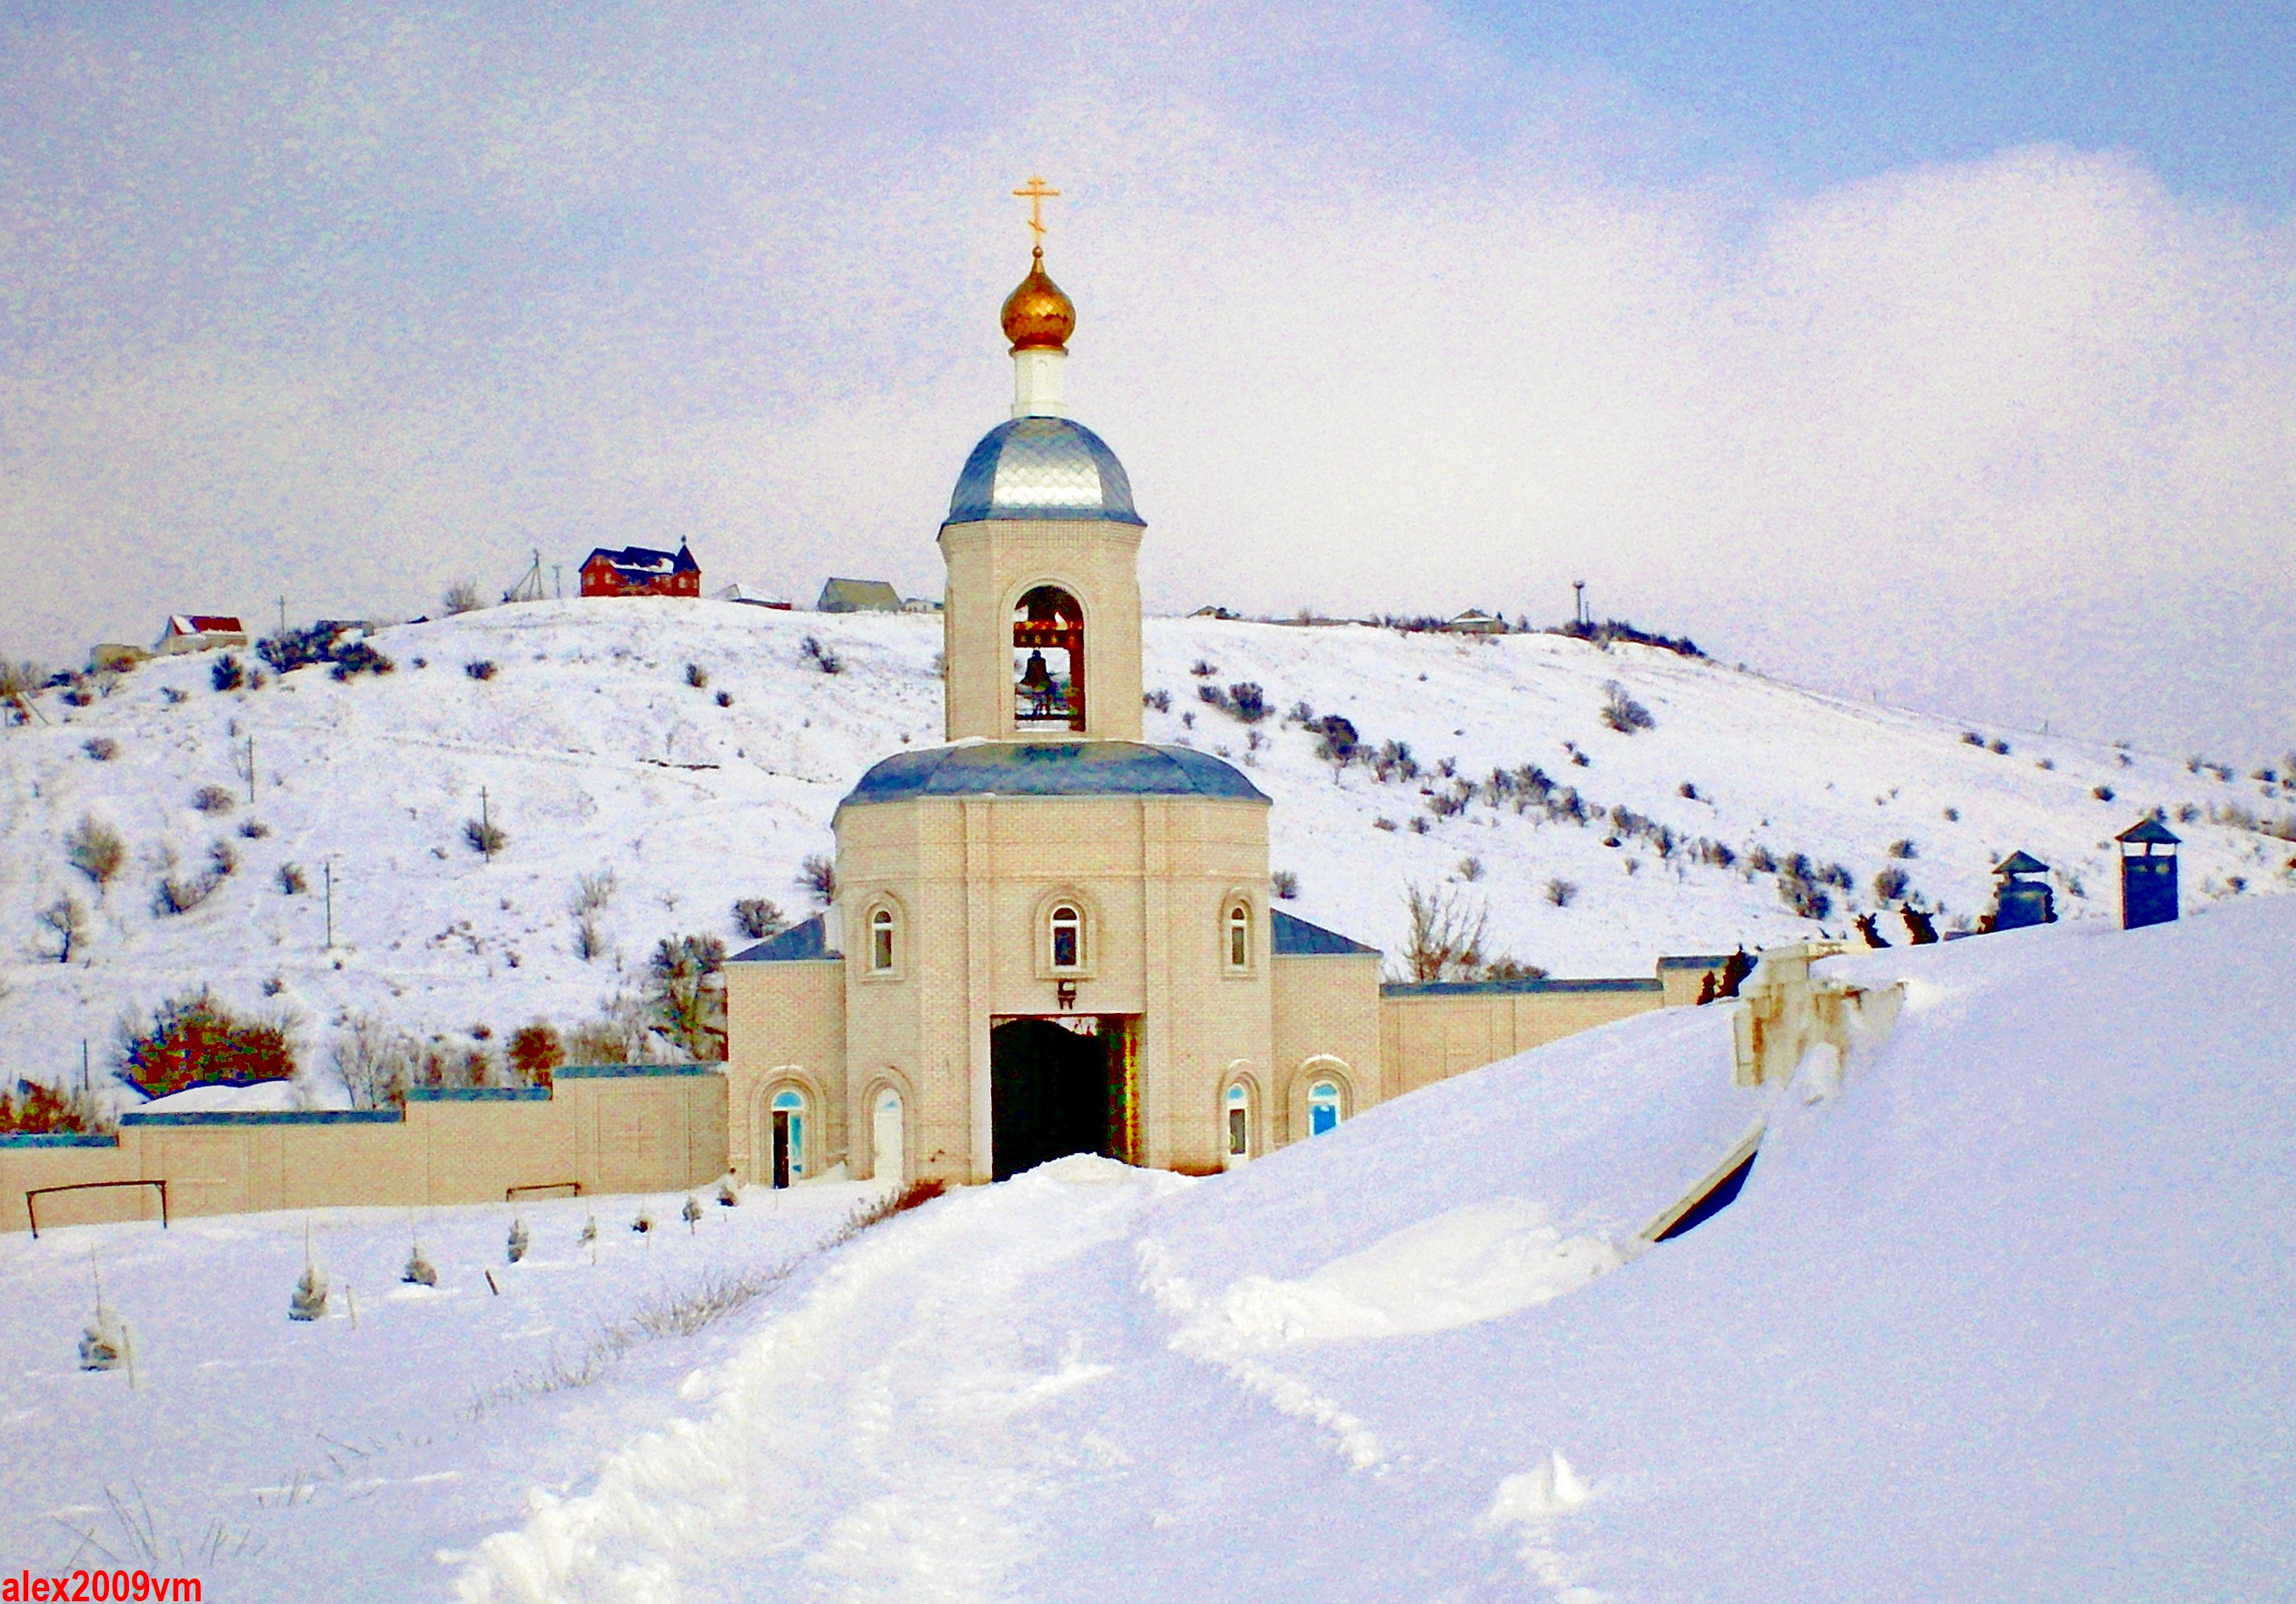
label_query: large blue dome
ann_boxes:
[945,417,1144,527]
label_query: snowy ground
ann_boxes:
[4,598,2291,1104]
[6,895,2290,1600]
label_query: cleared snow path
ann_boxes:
[457,1158,1194,1603]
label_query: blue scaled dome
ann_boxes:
[945,416,1144,527]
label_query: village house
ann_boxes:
[817,577,905,614]
[580,541,702,598]
[153,615,249,655]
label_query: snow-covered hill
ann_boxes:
[6,873,2288,1599]
[2,597,2290,1099]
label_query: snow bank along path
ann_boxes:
[458,897,2295,1602]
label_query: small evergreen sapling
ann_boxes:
[579,1213,599,1263]
[78,1259,126,1372]
[507,1218,529,1264]
[683,1195,704,1234]
[717,1176,740,1208]
[291,1259,328,1321]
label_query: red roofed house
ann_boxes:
[579,542,702,598]
[154,616,250,656]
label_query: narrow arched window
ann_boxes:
[1227,902,1252,970]
[1308,1079,1343,1137]
[1224,1081,1250,1159]
[769,1087,807,1186]
[1049,904,1082,969]
[1014,586,1086,731]
[869,907,895,973]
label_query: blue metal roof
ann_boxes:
[842,742,1267,807]
[730,915,837,963]
[946,417,1144,526]
[1381,976,1661,998]
[1271,909,1379,957]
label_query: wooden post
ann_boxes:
[324,861,335,948]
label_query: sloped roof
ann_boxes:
[2116,817,2182,847]
[1994,849,2050,877]
[842,741,1267,807]
[817,577,904,612]
[729,914,838,963]
[167,615,245,636]
[585,543,698,577]
[1271,909,1379,957]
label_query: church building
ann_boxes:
[725,189,1722,1190]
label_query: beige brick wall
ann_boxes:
[1269,952,1385,1148]
[939,517,1146,743]
[1379,986,1668,1098]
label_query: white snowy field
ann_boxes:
[5,894,2287,1600]
[3,597,2290,1104]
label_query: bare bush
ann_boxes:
[465,659,498,681]
[66,816,125,890]
[573,914,606,963]
[192,784,236,814]
[1269,870,1299,900]
[507,1022,564,1087]
[238,817,270,838]
[733,897,787,939]
[466,817,507,857]
[84,737,117,761]
[716,689,733,707]
[1887,837,1918,859]
[649,934,727,1060]
[565,992,657,1066]
[1457,856,1483,882]
[798,853,837,906]
[1599,680,1655,734]
[151,844,224,915]
[1401,883,1488,983]
[35,895,88,963]
[1143,688,1171,712]
[1544,877,1579,907]
[799,637,842,674]
[278,862,307,895]
[332,1013,417,1109]
[443,579,484,615]
[211,654,245,693]
[1872,866,1911,903]
[685,663,708,688]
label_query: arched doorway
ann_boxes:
[768,1086,808,1187]
[990,1017,1109,1179]
[871,1085,905,1187]
[1013,585,1085,731]
[1222,1078,1254,1168]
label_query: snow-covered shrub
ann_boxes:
[465,659,498,680]
[289,1263,328,1322]
[1228,683,1268,722]
[684,663,707,688]
[683,1195,704,1233]
[1679,780,1699,799]
[151,844,224,914]
[1943,806,1961,821]
[506,1022,563,1087]
[83,737,117,761]
[2091,785,2116,802]
[1962,731,1985,747]
[799,637,842,675]
[35,895,87,963]
[465,817,507,856]
[328,640,396,681]
[1544,877,1579,907]
[1989,737,2011,756]
[507,1218,529,1264]
[1372,817,1398,831]
[1310,714,1359,765]
[443,579,483,615]
[1457,856,1483,882]
[1408,816,1429,834]
[1480,956,1549,981]
[715,689,732,707]
[402,1245,437,1286]
[78,1307,126,1371]
[579,1215,598,1252]
[798,853,837,906]
[211,654,245,692]
[1777,868,1833,922]
[717,1176,740,1208]
[1143,688,1171,712]
[1873,866,1911,903]
[1599,680,1655,734]
[566,992,655,1065]
[192,784,236,814]
[1887,837,1918,859]
[161,686,187,704]
[572,916,605,962]
[570,871,617,914]
[278,862,307,896]
[207,839,237,878]
[1369,739,1418,782]
[1270,869,1299,899]
[733,897,786,939]
[632,1208,654,1235]
[120,988,296,1096]
[239,817,270,838]
[1188,659,1218,677]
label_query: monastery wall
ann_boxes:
[1379,980,1669,1098]
[1269,951,1385,1148]
[0,1065,726,1237]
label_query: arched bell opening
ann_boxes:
[1014,584,1086,732]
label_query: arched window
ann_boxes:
[1013,585,1086,731]
[1224,1080,1251,1162]
[869,907,896,973]
[1049,903,1083,969]
[1227,901,1252,970]
[1308,1078,1343,1137]
[768,1087,808,1187]
[871,1085,905,1187]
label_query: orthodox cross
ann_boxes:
[1013,175,1060,246]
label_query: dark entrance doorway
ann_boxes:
[989,1015,1138,1179]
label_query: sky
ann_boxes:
[0,1,2290,759]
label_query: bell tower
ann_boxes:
[938,177,1145,744]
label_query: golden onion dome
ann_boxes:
[1000,248,1075,352]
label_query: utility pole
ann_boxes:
[324,862,335,949]
[481,787,493,860]
[552,565,563,600]
[277,596,287,636]
[246,734,256,805]
[82,1039,90,1094]
[1573,580,1587,628]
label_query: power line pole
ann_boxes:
[324,861,335,949]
